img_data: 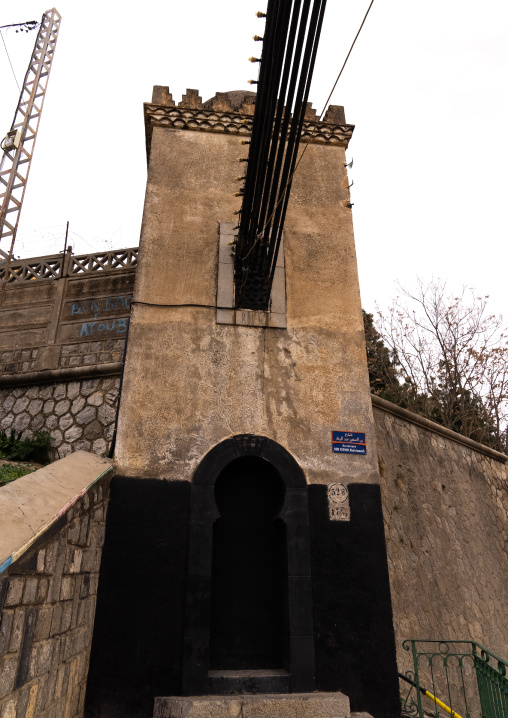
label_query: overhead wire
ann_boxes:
[0,30,20,91]
[0,21,36,92]
[259,0,376,238]
[235,0,376,310]
[236,0,328,309]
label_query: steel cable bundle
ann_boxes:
[235,0,327,310]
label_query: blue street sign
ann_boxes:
[332,431,366,445]
[332,443,367,455]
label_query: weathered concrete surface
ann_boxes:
[116,121,378,488]
[373,399,508,669]
[0,453,112,718]
[0,451,113,569]
[154,692,350,718]
[0,256,133,376]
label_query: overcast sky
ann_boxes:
[0,0,507,318]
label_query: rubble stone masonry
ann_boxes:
[0,468,111,718]
[0,377,120,458]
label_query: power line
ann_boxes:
[0,30,20,91]
[0,21,38,31]
[235,0,329,309]
[317,0,376,122]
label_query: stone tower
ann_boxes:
[85,87,399,718]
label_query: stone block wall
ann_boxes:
[0,350,39,376]
[0,377,120,458]
[0,468,111,718]
[0,340,126,376]
[373,397,508,667]
[59,339,125,371]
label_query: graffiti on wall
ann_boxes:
[71,295,132,337]
[80,318,128,336]
[71,295,132,319]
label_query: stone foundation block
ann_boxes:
[153,692,350,718]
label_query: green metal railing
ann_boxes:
[400,640,508,718]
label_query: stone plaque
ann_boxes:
[328,483,350,521]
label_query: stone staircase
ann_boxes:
[154,691,351,718]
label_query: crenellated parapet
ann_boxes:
[144,87,354,160]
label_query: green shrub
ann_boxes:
[0,462,39,486]
[0,429,51,464]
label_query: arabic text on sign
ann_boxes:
[332,431,366,445]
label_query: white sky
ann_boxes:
[0,0,507,318]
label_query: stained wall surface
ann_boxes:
[373,399,508,669]
[0,252,134,378]
[116,104,379,489]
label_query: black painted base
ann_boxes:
[84,477,191,718]
[309,484,401,718]
[84,474,400,718]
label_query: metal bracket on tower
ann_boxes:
[0,8,61,262]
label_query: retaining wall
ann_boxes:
[0,377,120,458]
[372,396,508,670]
[0,452,113,718]
[0,248,136,457]
[0,248,135,378]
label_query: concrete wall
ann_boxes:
[372,396,508,667]
[0,250,134,379]
[116,97,378,489]
[0,452,113,718]
[0,249,136,457]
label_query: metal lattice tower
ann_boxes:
[0,8,61,261]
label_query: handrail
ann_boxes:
[399,671,464,718]
[401,639,508,718]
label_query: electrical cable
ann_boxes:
[259,0,376,239]
[236,0,327,310]
[236,0,375,310]
[0,29,20,91]
[235,0,376,299]
[131,301,234,311]
[318,0,376,122]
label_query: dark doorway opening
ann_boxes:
[182,435,315,695]
[210,456,288,671]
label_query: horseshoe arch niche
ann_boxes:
[182,434,315,695]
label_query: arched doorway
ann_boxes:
[210,455,287,670]
[182,435,314,696]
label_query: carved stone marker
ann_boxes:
[328,483,350,521]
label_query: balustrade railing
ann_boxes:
[0,248,138,283]
[401,639,508,718]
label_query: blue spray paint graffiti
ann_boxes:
[71,295,132,320]
[72,294,132,337]
[80,318,128,337]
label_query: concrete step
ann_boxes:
[208,669,290,695]
[154,692,350,718]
